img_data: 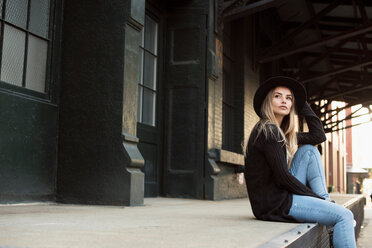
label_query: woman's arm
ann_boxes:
[297,102,327,145]
[262,129,324,199]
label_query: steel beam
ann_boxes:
[324,120,372,133]
[310,85,372,102]
[262,0,343,56]
[354,0,370,24]
[296,39,349,77]
[312,0,372,7]
[259,24,372,63]
[301,58,372,83]
[324,106,365,131]
[223,0,287,22]
[321,99,372,114]
[283,22,356,32]
[320,16,366,24]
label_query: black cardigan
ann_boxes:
[244,102,327,222]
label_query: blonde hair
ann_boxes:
[254,87,298,168]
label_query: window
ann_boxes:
[0,0,51,94]
[222,60,235,151]
[222,22,244,154]
[138,15,158,126]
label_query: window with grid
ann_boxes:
[0,0,51,93]
[222,23,236,152]
[222,62,235,152]
[222,22,244,154]
[138,15,158,127]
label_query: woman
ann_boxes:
[244,76,356,248]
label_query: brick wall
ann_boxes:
[207,38,223,150]
[208,19,260,154]
[206,17,260,200]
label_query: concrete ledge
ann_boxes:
[209,148,244,166]
[259,223,328,248]
[259,194,365,248]
[206,149,246,200]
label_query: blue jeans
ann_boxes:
[288,145,356,248]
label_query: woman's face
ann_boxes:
[271,86,293,118]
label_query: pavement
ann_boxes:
[0,195,364,248]
[0,198,298,248]
[357,197,372,248]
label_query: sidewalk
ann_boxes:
[0,195,364,248]
[357,197,372,248]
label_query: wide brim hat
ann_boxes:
[254,76,307,117]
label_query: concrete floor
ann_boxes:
[0,195,364,248]
[357,198,372,248]
[0,198,299,248]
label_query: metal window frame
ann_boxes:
[0,0,55,101]
[138,14,159,127]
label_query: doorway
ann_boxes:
[137,13,163,197]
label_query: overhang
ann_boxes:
[220,0,372,132]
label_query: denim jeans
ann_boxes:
[288,145,356,248]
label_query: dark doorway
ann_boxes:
[137,12,163,197]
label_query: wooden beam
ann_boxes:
[301,58,372,83]
[259,24,372,63]
[223,0,287,22]
[262,0,343,56]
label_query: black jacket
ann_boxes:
[244,102,327,222]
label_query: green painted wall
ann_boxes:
[0,91,58,202]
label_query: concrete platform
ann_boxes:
[357,198,372,248]
[0,194,365,248]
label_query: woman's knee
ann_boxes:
[298,144,319,154]
[344,208,354,221]
[297,145,322,160]
[338,208,354,223]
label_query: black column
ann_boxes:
[57,0,144,205]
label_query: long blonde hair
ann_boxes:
[254,87,298,168]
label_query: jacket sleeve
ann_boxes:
[262,128,324,199]
[297,102,327,145]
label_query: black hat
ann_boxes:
[254,76,307,117]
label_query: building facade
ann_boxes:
[2,0,366,205]
[0,0,267,205]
